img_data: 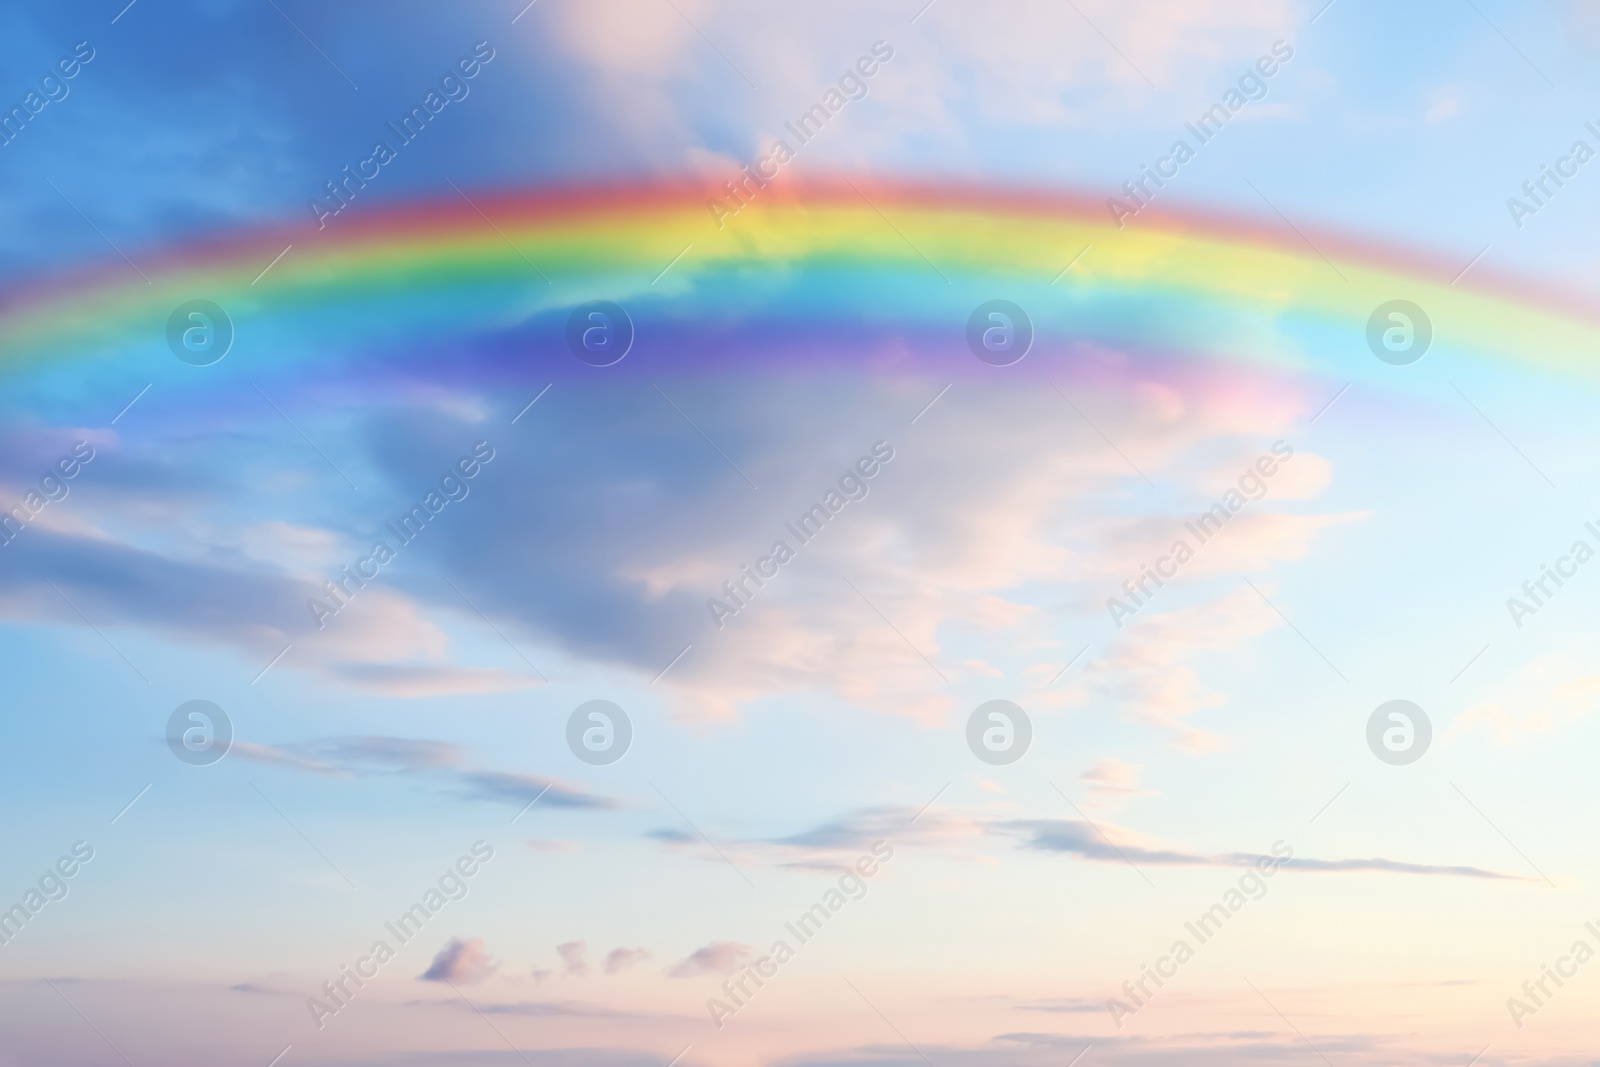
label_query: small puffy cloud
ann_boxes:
[668,941,752,978]
[420,938,497,984]
[557,941,588,977]
[604,948,652,975]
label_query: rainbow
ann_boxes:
[3,180,1596,420]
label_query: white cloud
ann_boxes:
[1447,649,1600,745]
[1078,757,1158,809]
[529,0,1300,173]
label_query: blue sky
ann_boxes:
[5,3,1600,1067]
[2,1,1597,281]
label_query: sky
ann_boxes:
[3,2,1600,1066]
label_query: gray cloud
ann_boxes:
[556,941,587,977]
[1,527,306,650]
[452,771,617,811]
[1003,819,1519,880]
[233,735,617,812]
[653,805,1519,883]
[1014,998,1102,1013]
[420,937,496,984]
[644,827,695,843]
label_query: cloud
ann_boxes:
[549,0,1298,157]
[647,800,1519,882]
[0,354,1352,746]
[238,735,465,775]
[1004,818,1217,866]
[423,998,646,1019]
[668,941,752,978]
[419,938,497,984]
[1078,757,1157,808]
[0,521,540,699]
[232,735,617,812]
[1447,650,1600,746]
[603,948,651,975]
[557,941,588,977]
[647,804,978,873]
[452,771,620,811]
[645,827,696,844]
[1275,856,1520,878]
[1003,819,1520,879]
[1426,85,1462,123]
[525,839,579,853]
[227,742,344,776]
[1081,583,1288,751]
[1015,998,1104,1013]
[326,663,539,697]
[768,806,979,858]
[472,1000,643,1018]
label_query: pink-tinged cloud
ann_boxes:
[420,937,497,984]
[668,941,752,978]
[557,941,588,976]
[604,947,652,974]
